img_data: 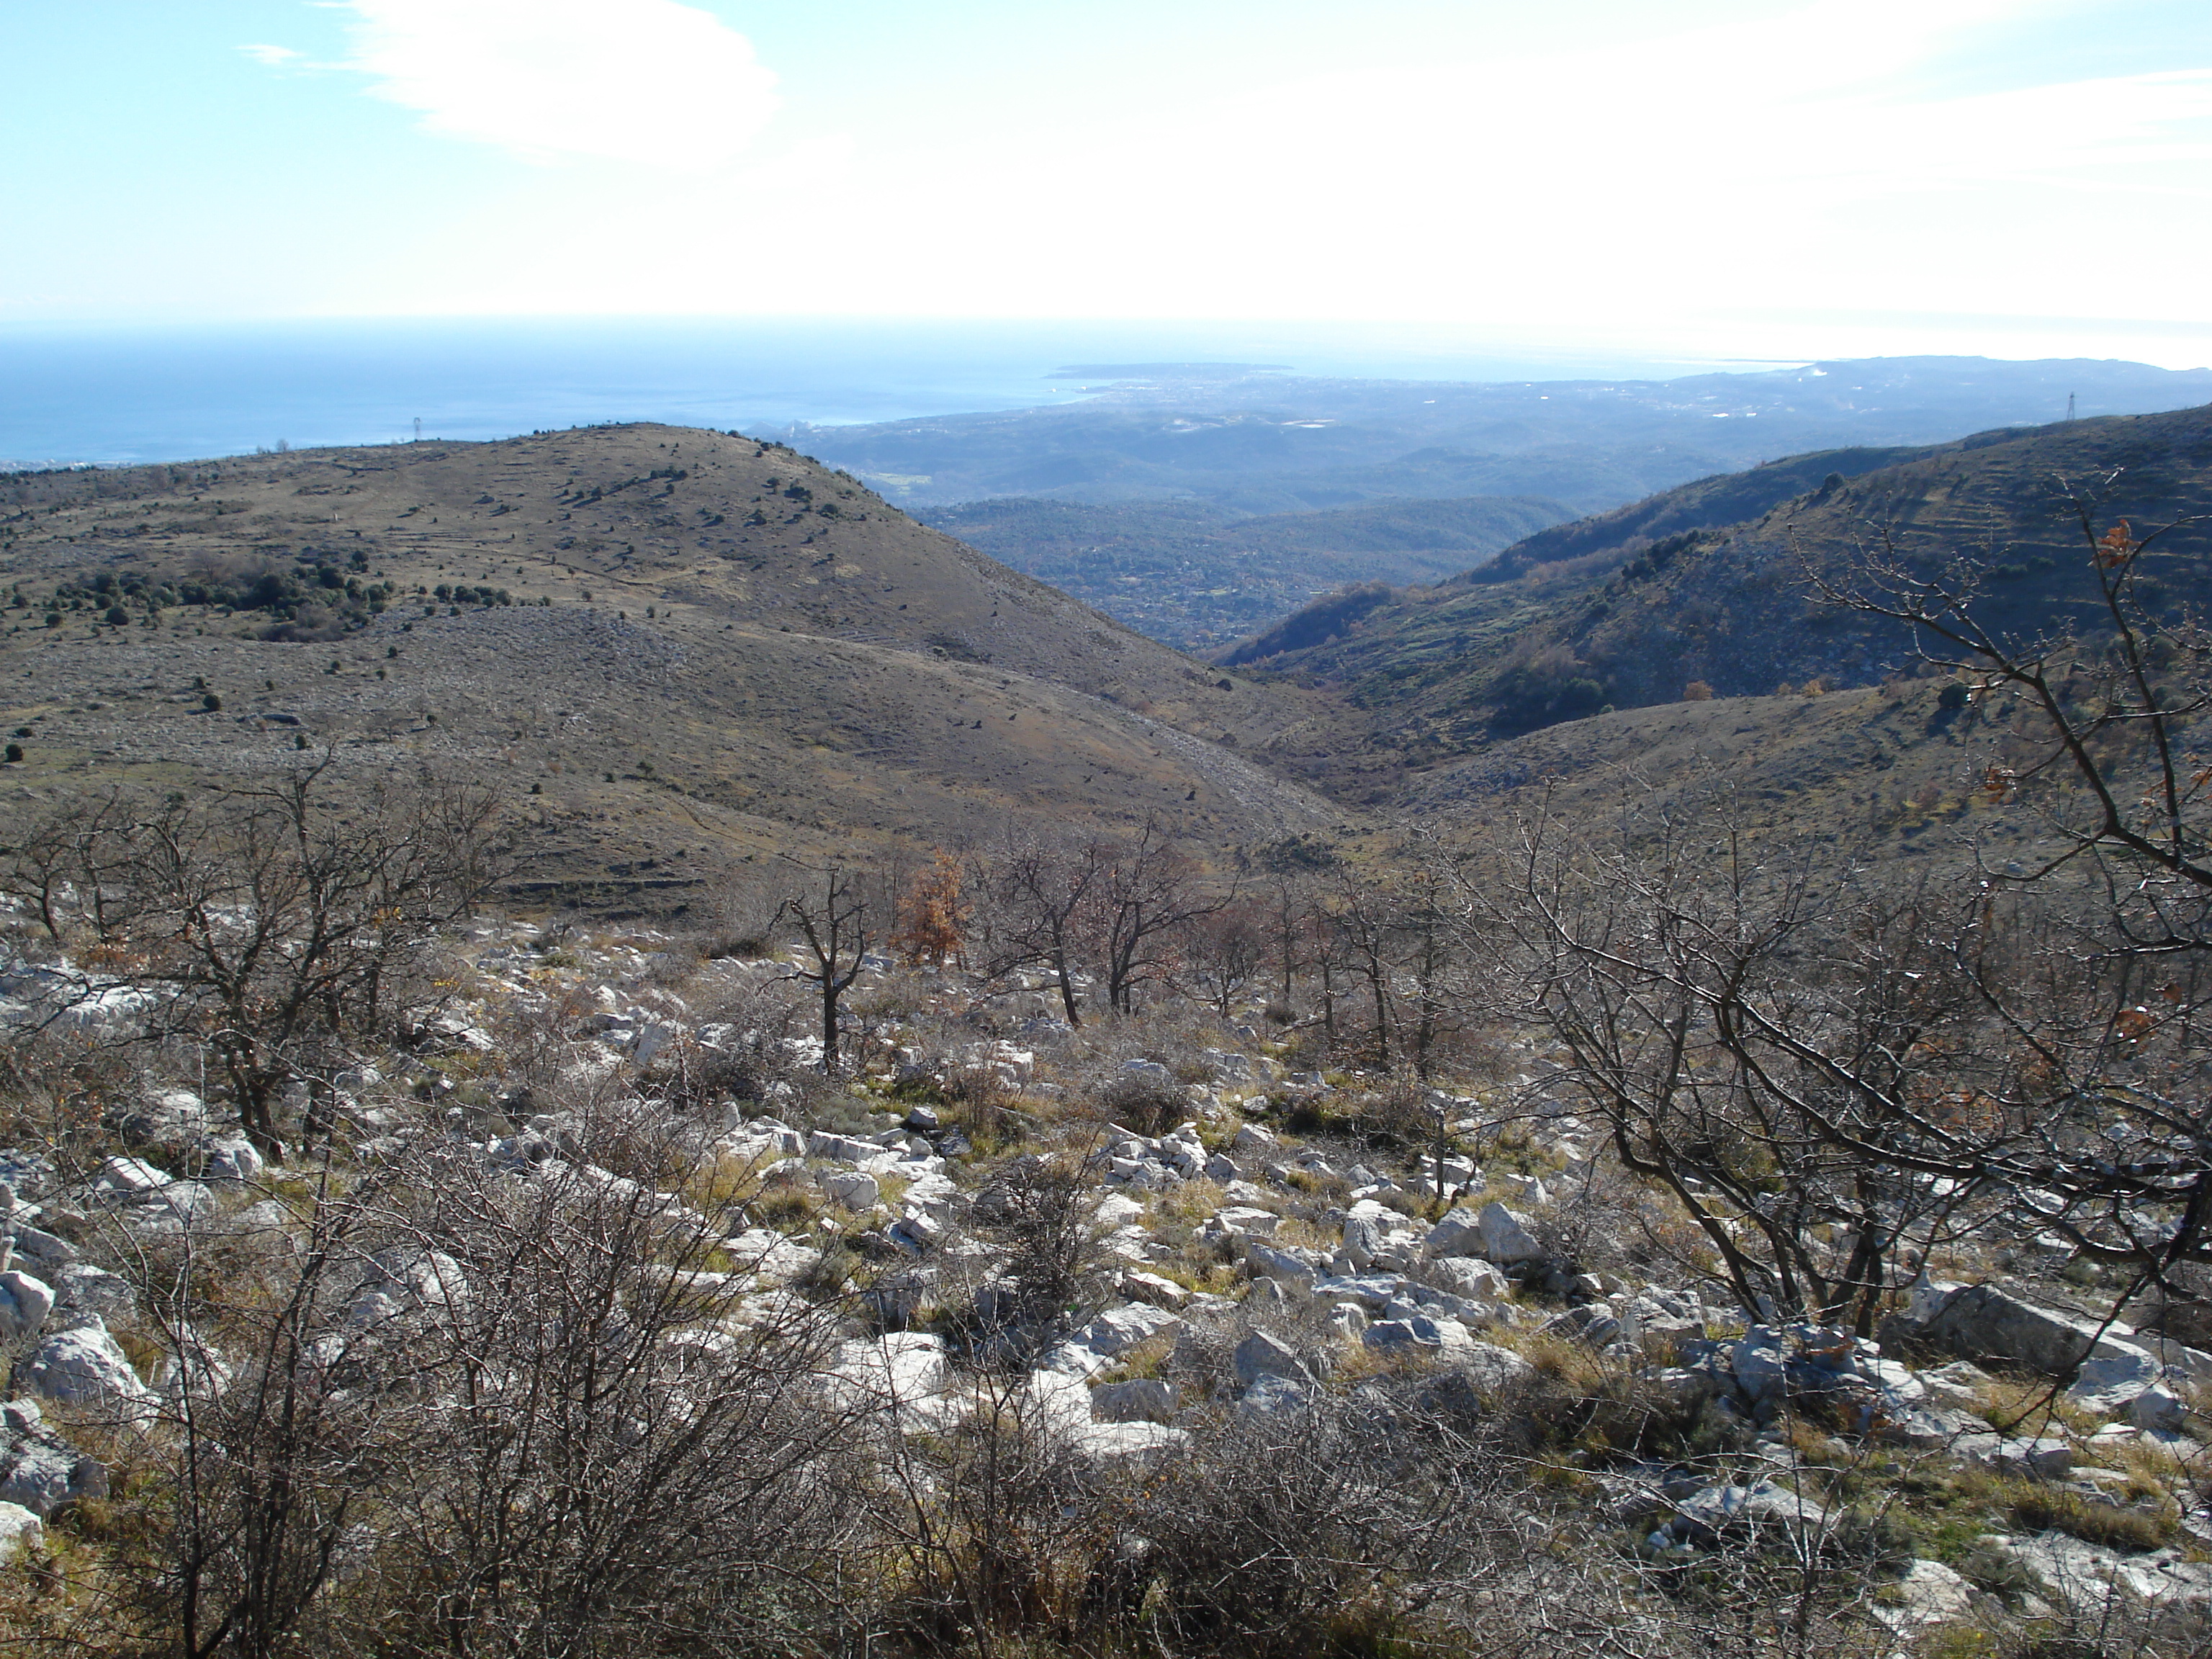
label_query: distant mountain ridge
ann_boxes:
[1219,402,2212,802]
[786,356,2212,518]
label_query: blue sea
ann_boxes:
[0,316,1749,470]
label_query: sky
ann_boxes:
[4,0,2211,365]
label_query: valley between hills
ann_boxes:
[1,364,2211,1656]
[6,379,2207,899]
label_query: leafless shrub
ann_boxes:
[1096,1393,1529,1657]
[967,1148,1107,1341]
[87,1095,878,1658]
[1091,1071,1189,1138]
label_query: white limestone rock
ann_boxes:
[21,1323,153,1410]
[1364,1316,1475,1358]
[0,1269,54,1344]
[1091,1378,1178,1424]
[1233,1328,1310,1385]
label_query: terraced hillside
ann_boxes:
[0,426,1349,906]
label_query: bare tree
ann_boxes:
[1470,799,1996,1328]
[114,1093,876,1658]
[1,764,504,1160]
[1326,866,1399,1066]
[777,859,875,1072]
[1096,818,1229,1016]
[981,832,1108,1026]
[1184,894,1268,1020]
[136,1162,415,1659]
[0,784,139,945]
[1824,495,2212,1286]
[1460,500,2212,1330]
[1259,869,1317,1013]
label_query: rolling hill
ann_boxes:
[0,426,1349,910]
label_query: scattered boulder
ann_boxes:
[1237,1372,1315,1415]
[886,1215,941,1256]
[1658,1480,1833,1550]
[2065,1341,2163,1416]
[0,1401,108,1514]
[1092,1192,1145,1229]
[1066,1419,1188,1465]
[1903,1282,2146,1383]
[1417,1256,1510,1301]
[1474,1201,1545,1265]
[1979,1529,2212,1622]
[1972,1436,2074,1480]
[1091,1378,1178,1424]
[1233,1328,1310,1385]
[0,1503,40,1558]
[830,1334,956,1428]
[1076,1303,1182,1359]
[93,1156,173,1200]
[1311,1274,1410,1312]
[1364,1316,1475,1358]
[1876,1559,1987,1633]
[1421,1208,1486,1259]
[819,1170,880,1210]
[51,1264,135,1322]
[1118,1269,1190,1309]
[5,1226,77,1274]
[0,1269,54,1344]
[1544,1303,1623,1349]
[1243,1238,1318,1295]
[199,1134,264,1183]
[1215,1205,1280,1238]
[806,1130,883,1166]
[1342,1210,1389,1269]
[21,1322,154,1409]
[2128,1382,2188,1432]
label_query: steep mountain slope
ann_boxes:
[917,492,1571,649]
[1227,405,2212,801]
[0,426,1346,905]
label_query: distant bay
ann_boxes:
[0,315,1752,470]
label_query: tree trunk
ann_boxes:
[1051,948,1082,1027]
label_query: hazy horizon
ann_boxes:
[9,313,2211,472]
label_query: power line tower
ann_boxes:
[413,416,423,443]
[2067,393,2076,422]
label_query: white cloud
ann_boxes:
[305,0,2212,358]
[238,43,305,68]
[333,0,778,167]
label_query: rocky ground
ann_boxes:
[2,910,2208,1654]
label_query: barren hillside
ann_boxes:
[0,426,1349,906]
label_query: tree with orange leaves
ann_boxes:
[891,850,969,969]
